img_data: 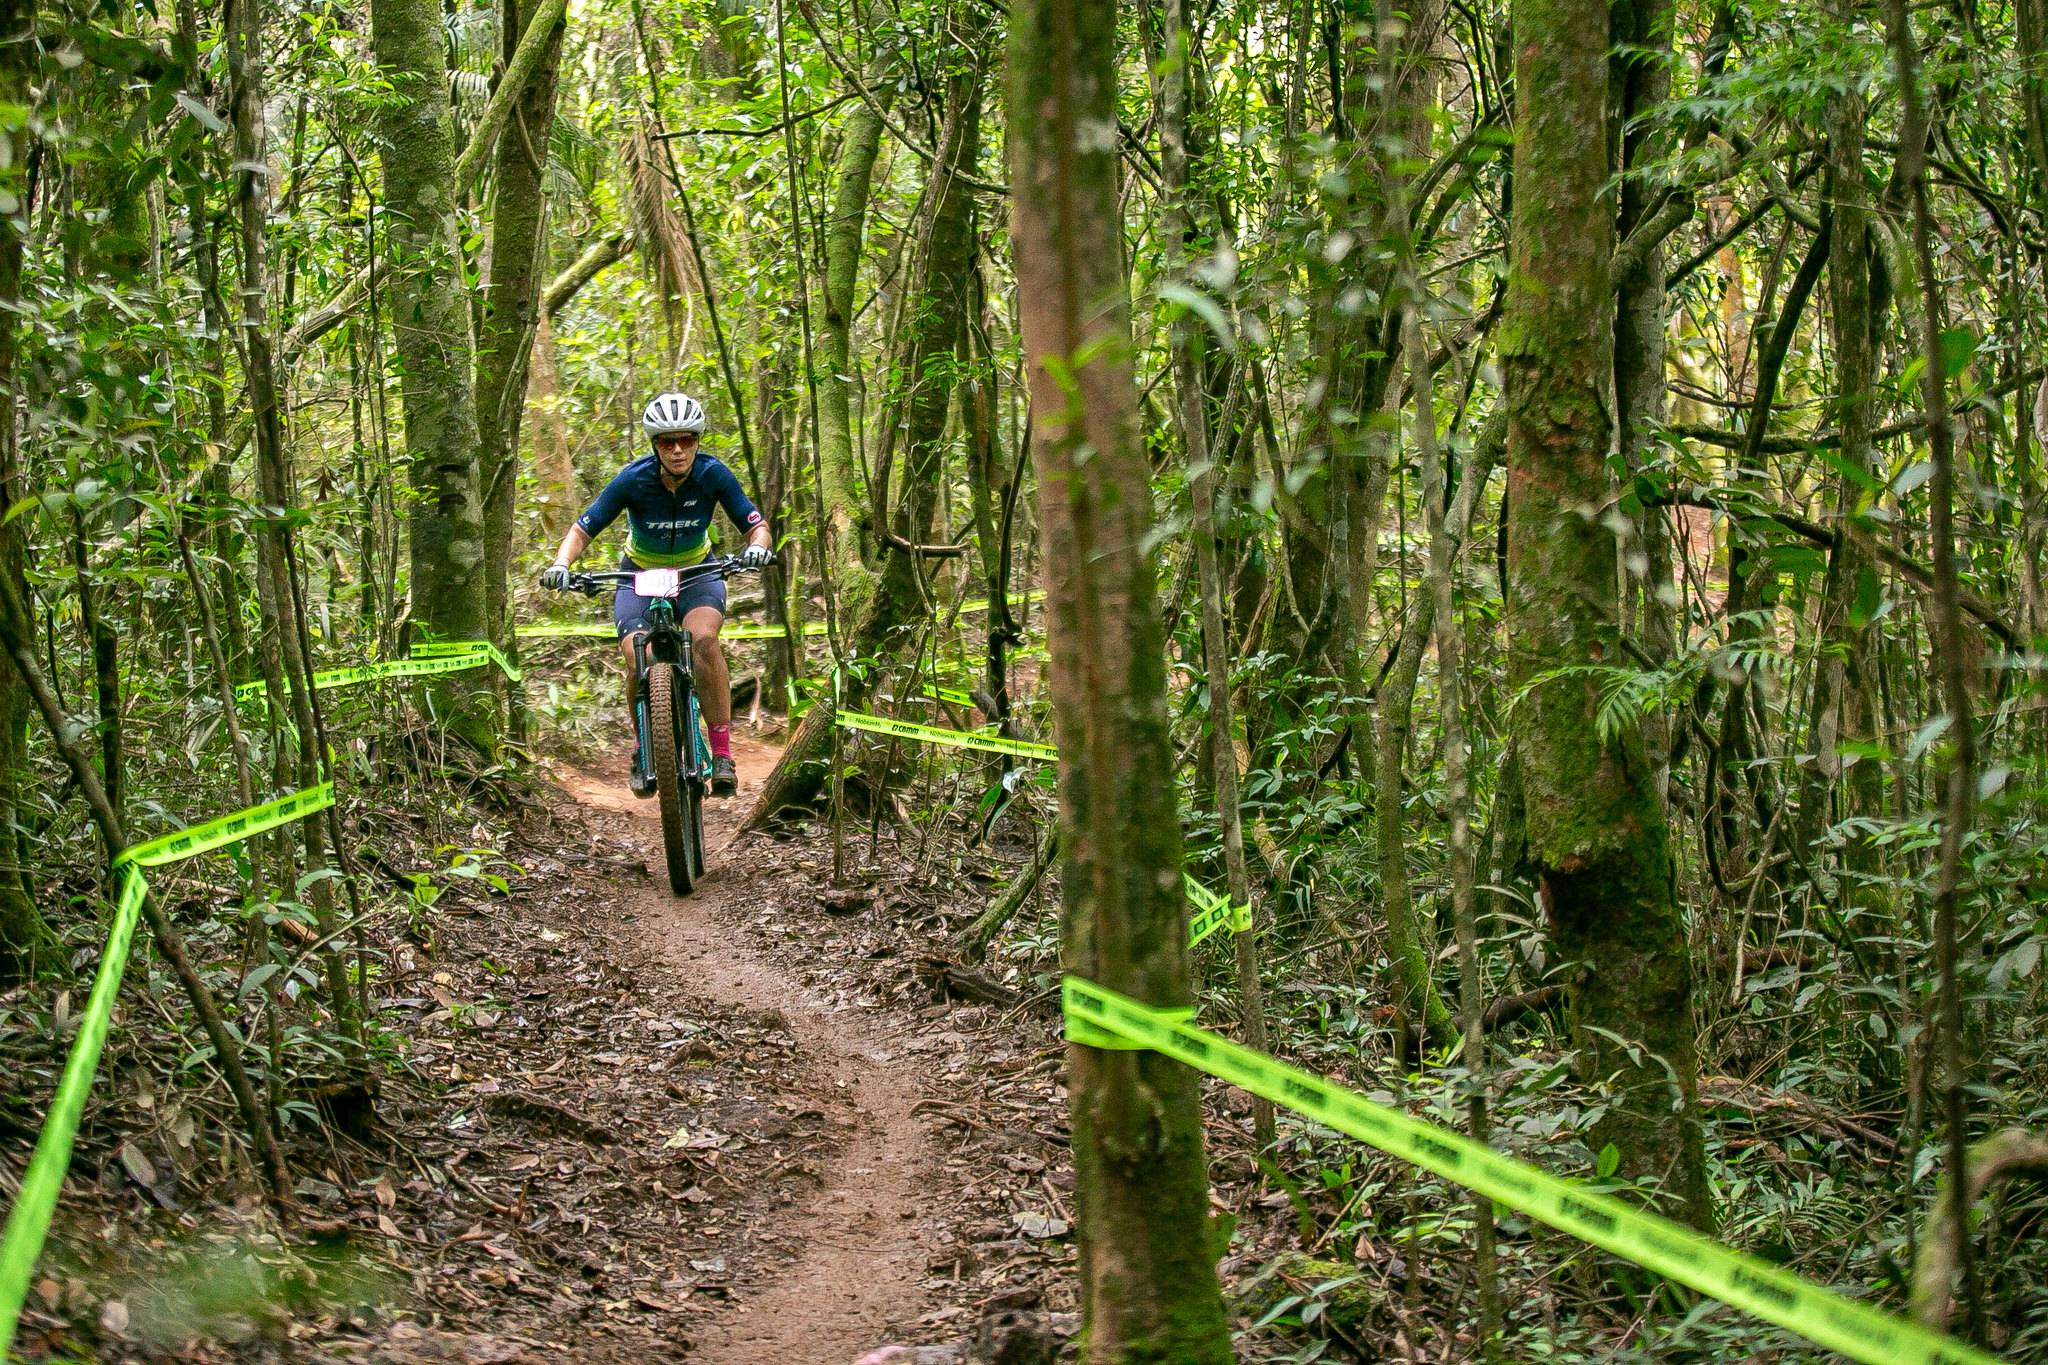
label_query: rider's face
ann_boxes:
[652,432,698,477]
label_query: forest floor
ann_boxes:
[15,722,1123,1363]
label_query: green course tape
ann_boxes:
[836,710,1058,762]
[118,783,336,869]
[919,683,976,708]
[725,621,829,639]
[0,870,147,1353]
[0,785,334,1356]
[232,643,520,704]
[517,622,616,639]
[233,664,381,703]
[407,640,523,681]
[1061,977,2000,1365]
[1184,875,1250,947]
[958,589,1046,615]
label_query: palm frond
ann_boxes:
[621,121,701,332]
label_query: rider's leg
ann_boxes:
[619,632,646,718]
[683,605,731,757]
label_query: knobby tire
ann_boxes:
[647,663,700,895]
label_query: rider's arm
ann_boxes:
[564,465,636,563]
[707,461,769,550]
[551,524,592,570]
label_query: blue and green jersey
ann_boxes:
[575,452,762,567]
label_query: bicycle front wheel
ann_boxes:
[646,662,700,896]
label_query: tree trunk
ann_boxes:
[0,0,49,979]
[1611,0,1678,795]
[817,53,890,598]
[476,0,568,733]
[1010,0,1231,1357]
[372,0,493,739]
[1159,0,1272,1147]
[1503,0,1709,1227]
[1802,3,1886,850]
[232,0,358,1042]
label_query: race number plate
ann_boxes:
[633,568,682,598]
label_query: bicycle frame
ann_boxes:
[552,555,759,793]
[628,598,709,791]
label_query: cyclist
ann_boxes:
[540,392,773,798]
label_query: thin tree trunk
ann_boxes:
[1503,0,1710,1228]
[1159,0,1273,1148]
[231,0,357,1040]
[69,512,122,822]
[0,0,49,979]
[1384,64,1499,1326]
[1010,0,1231,1356]
[1886,0,1981,1337]
[1802,16,1887,856]
[750,9,986,819]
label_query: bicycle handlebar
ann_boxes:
[549,555,765,597]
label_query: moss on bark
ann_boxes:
[1502,0,1710,1228]
[373,0,493,741]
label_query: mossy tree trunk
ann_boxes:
[372,0,494,741]
[1502,0,1710,1228]
[477,0,569,734]
[1010,0,1232,1358]
[858,11,984,660]
[816,52,889,599]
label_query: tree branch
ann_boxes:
[542,229,634,318]
[1648,486,2020,648]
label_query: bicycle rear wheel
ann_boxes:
[646,663,700,896]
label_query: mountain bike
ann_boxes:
[550,556,759,896]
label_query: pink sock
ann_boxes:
[708,724,733,759]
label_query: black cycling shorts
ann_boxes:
[612,556,727,638]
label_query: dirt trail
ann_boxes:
[560,732,944,1364]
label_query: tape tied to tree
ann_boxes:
[833,715,1241,950]
[1060,976,2001,1365]
[0,784,336,1355]
[1184,875,1251,947]
[835,710,1059,762]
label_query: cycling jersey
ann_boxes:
[576,452,762,567]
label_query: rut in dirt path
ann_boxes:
[562,734,947,1365]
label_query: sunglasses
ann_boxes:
[653,434,699,451]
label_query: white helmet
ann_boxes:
[642,391,707,439]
